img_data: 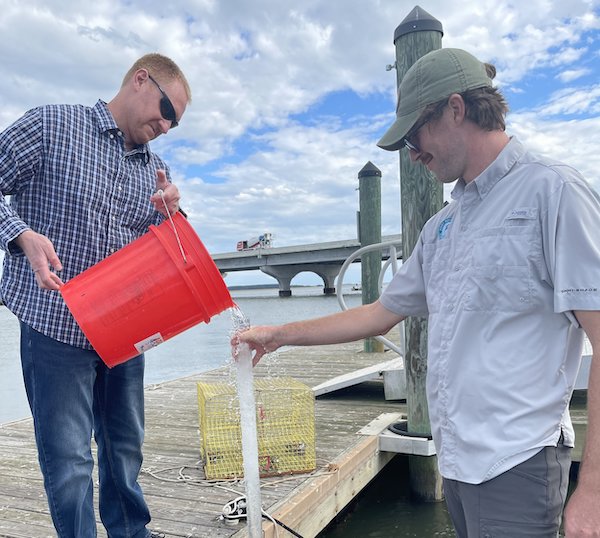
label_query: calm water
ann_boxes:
[319,456,454,538]
[0,286,362,424]
[0,286,454,536]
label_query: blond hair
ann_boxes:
[123,53,192,103]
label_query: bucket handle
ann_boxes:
[157,189,187,264]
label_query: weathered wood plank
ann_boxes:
[2,341,586,537]
[0,342,408,537]
[257,436,395,538]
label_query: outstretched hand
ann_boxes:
[563,483,600,537]
[16,230,64,290]
[231,326,280,367]
[150,169,181,216]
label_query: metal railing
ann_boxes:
[336,239,405,357]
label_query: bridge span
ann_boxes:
[212,234,402,296]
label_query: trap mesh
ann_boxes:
[197,377,316,480]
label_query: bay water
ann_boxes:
[0,285,454,536]
[0,286,362,424]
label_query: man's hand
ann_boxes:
[230,302,405,367]
[150,169,180,217]
[564,484,600,537]
[15,230,64,290]
[231,326,280,367]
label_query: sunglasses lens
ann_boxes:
[160,97,178,128]
[404,139,416,152]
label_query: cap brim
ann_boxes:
[377,107,422,151]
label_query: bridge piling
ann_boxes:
[260,264,341,296]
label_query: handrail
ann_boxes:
[336,239,404,357]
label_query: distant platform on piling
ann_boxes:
[0,342,588,537]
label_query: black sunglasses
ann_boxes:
[148,74,179,129]
[402,115,431,154]
[402,99,449,153]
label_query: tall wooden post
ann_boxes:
[393,6,444,501]
[358,162,383,352]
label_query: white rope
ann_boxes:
[156,189,187,264]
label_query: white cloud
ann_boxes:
[508,113,600,184]
[539,84,600,116]
[556,67,592,82]
[177,115,401,254]
[1,0,599,287]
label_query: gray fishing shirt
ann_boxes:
[380,137,600,484]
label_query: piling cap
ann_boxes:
[358,161,381,178]
[377,48,493,151]
[394,6,443,41]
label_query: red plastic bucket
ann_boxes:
[61,212,234,367]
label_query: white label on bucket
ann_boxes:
[135,333,165,354]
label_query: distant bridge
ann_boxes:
[212,235,402,296]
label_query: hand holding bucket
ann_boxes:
[150,170,180,217]
[61,213,233,367]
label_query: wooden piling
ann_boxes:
[392,6,444,501]
[358,162,384,353]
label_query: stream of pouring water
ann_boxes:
[231,305,263,538]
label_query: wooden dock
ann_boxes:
[0,342,408,538]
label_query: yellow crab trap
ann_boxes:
[197,377,316,479]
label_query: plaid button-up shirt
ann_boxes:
[0,100,167,348]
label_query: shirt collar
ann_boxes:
[451,137,525,201]
[93,100,151,164]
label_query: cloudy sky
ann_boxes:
[0,0,599,287]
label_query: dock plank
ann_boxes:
[0,342,407,537]
[1,341,588,537]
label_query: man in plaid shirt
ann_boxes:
[0,53,190,538]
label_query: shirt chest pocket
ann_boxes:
[467,211,540,312]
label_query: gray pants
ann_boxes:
[443,444,572,537]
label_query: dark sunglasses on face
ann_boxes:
[402,115,430,154]
[402,99,449,154]
[148,74,179,129]
[403,137,420,153]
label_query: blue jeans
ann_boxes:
[20,322,152,538]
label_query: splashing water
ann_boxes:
[230,304,263,537]
[230,302,250,333]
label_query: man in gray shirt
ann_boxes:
[234,48,600,537]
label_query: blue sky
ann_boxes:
[0,0,599,287]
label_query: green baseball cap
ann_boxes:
[377,48,493,151]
